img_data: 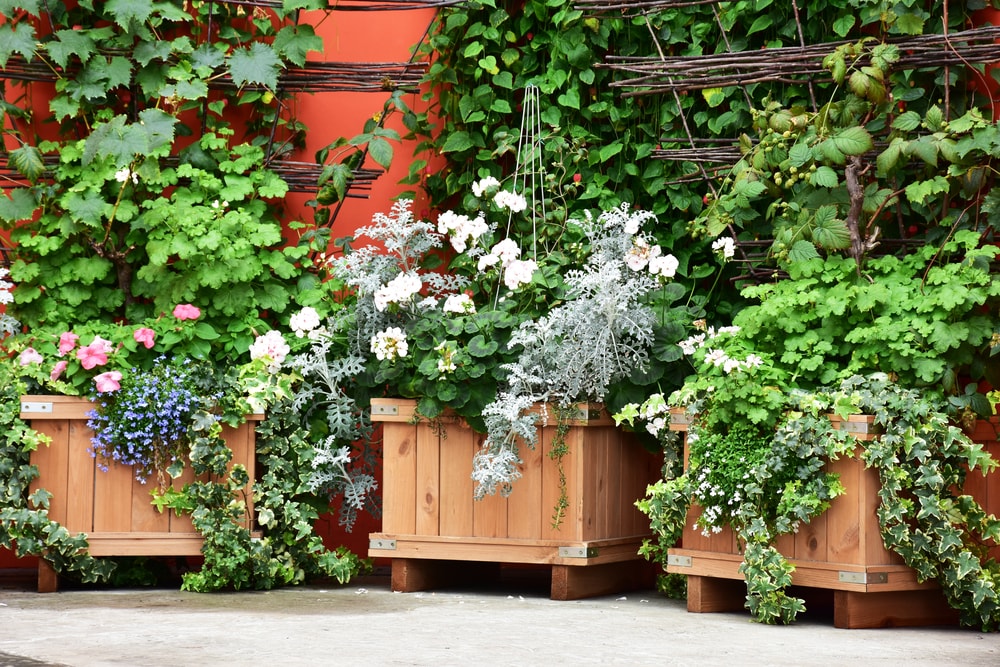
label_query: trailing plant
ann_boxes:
[155,393,368,592]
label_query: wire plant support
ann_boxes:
[507,84,546,262]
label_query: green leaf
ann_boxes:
[557,88,581,110]
[788,239,820,263]
[892,111,921,132]
[272,24,322,67]
[0,188,37,224]
[441,131,474,154]
[830,126,873,156]
[47,28,97,69]
[467,334,498,358]
[702,88,725,107]
[812,166,839,188]
[228,43,282,90]
[0,22,37,68]
[832,15,855,37]
[810,206,851,250]
[83,116,147,167]
[105,0,154,30]
[9,144,44,182]
[367,136,394,170]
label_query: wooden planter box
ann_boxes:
[666,410,1000,628]
[21,395,261,592]
[367,398,661,600]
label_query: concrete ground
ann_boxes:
[1,570,999,667]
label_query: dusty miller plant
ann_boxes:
[473,205,671,497]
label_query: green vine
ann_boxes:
[638,375,1000,627]
[154,394,367,592]
[547,405,574,530]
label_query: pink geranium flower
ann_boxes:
[93,371,123,393]
[172,304,201,321]
[77,342,109,370]
[133,327,155,349]
[58,332,80,355]
[50,360,68,381]
[18,347,43,366]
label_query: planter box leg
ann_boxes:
[37,560,58,593]
[550,561,654,601]
[833,589,959,629]
[686,575,746,613]
[390,559,501,593]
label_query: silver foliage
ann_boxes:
[474,204,663,497]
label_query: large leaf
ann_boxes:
[810,205,851,250]
[272,24,322,68]
[829,126,873,157]
[9,144,44,182]
[0,188,38,224]
[47,28,97,68]
[105,0,154,30]
[228,42,282,90]
[0,21,37,68]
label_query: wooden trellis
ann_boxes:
[574,0,717,15]
[0,56,425,94]
[213,0,465,8]
[602,25,1000,96]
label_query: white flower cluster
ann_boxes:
[374,272,422,312]
[624,237,679,279]
[437,210,489,253]
[249,330,290,373]
[114,167,138,184]
[435,340,457,374]
[680,325,762,374]
[493,189,527,213]
[712,236,736,261]
[371,327,408,361]
[289,306,322,338]
[442,293,476,314]
[0,267,13,305]
[472,176,500,198]
[477,237,537,290]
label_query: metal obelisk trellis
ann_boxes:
[507,84,546,261]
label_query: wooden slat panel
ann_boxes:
[29,421,70,527]
[93,460,134,532]
[381,422,417,534]
[439,424,475,537]
[825,454,862,565]
[130,476,168,533]
[65,420,95,533]
[473,484,508,538]
[542,425,584,540]
[167,463,198,534]
[507,431,544,539]
[415,421,440,536]
[795,510,829,563]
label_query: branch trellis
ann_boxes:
[601,25,1000,96]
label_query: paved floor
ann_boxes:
[1,571,999,667]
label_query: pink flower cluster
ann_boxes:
[25,303,201,392]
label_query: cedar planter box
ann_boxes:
[368,398,661,600]
[666,410,1000,628]
[21,395,261,592]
